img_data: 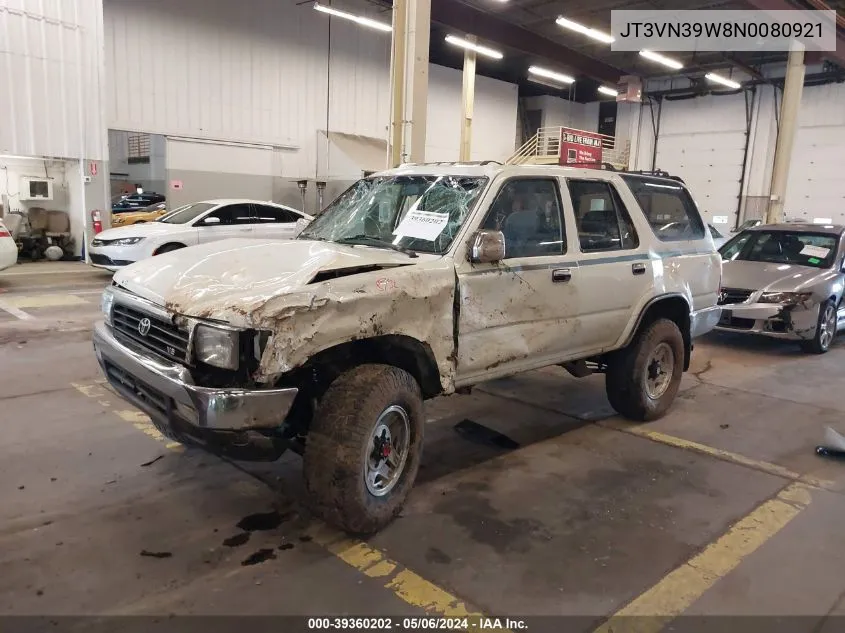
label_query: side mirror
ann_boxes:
[469,230,506,264]
[200,216,221,226]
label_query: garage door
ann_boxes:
[784,125,845,225]
[654,94,748,230]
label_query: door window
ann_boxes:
[197,204,254,226]
[566,180,639,252]
[253,205,299,223]
[480,178,565,258]
[622,175,705,241]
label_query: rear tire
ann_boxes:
[303,364,424,534]
[800,299,837,354]
[606,318,685,421]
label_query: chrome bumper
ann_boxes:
[713,302,819,340]
[92,321,298,433]
[690,305,722,338]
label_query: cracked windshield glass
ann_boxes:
[299,175,488,254]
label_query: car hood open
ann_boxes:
[721,260,832,292]
[113,238,433,320]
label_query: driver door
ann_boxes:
[195,203,255,244]
[454,177,585,384]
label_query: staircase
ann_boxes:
[506,126,630,171]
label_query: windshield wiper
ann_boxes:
[335,235,418,258]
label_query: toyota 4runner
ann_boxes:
[93,164,722,534]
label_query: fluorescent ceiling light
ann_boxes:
[638,50,683,70]
[313,3,392,32]
[528,65,575,84]
[445,35,503,59]
[598,86,618,97]
[555,16,614,44]
[705,72,741,89]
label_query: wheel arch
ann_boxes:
[622,294,693,371]
[153,242,187,255]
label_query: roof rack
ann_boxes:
[399,160,504,167]
[619,169,685,183]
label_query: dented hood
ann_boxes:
[113,238,435,319]
[721,260,832,292]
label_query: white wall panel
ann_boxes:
[784,83,845,224]
[105,0,518,180]
[0,0,106,159]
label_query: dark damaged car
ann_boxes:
[716,223,845,353]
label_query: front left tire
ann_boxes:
[303,363,424,534]
[801,299,837,354]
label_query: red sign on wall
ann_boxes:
[559,128,603,169]
[89,161,98,177]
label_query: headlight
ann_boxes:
[111,237,145,246]
[194,324,239,370]
[759,291,813,305]
[101,288,115,325]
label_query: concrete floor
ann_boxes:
[3,261,845,630]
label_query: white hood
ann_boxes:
[113,238,432,318]
[96,222,193,240]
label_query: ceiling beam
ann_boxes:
[738,0,845,68]
[427,0,625,84]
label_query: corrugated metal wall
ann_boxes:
[104,0,518,180]
[0,0,107,159]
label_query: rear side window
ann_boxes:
[566,180,639,252]
[622,176,705,242]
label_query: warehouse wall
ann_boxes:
[104,0,518,212]
[0,0,107,161]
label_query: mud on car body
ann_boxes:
[93,163,722,534]
[716,223,845,353]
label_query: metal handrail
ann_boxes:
[506,125,630,169]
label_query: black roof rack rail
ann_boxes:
[620,169,686,184]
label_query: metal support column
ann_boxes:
[767,41,805,224]
[459,35,477,162]
[404,0,430,163]
[388,0,407,168]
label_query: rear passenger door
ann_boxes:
[251,204,302,240]
[562,177,653,351]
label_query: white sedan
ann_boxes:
[89,199,312,272]
[0,218,18,271]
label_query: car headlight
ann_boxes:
[759,291,813,305]
[101,288,115,325]
[111,237,145,246]
[194,324,239,370]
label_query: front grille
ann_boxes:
[719,316,756,330]
[90,253,134,266]
[104,360,170,416]
[718,288,753,305]
[112,303,190,363]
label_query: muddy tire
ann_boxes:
[303,364,424,534]
[605,318,684,422]
[800,299,837,354]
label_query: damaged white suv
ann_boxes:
[93,164,721,533]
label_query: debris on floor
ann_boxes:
[222,532,251,548]
[139,550,173,559]
[816,427,845,459]
[139,455,164,468]
[241,548,276,566]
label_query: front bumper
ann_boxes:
[93,321,298,443]
[714,301,819,340]
[690,305,722,338]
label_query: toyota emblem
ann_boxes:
[138,318,152,336]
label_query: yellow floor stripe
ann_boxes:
[594,481,812,633]
[602,421,834,490]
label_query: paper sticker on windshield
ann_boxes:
[393,210,448,241]
[800,245,830,258]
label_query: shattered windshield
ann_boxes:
[299,175,488,255]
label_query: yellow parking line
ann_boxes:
[594,482,812,633]
[4,293,87,309]
[601,421,834,490]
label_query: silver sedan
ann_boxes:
[715,223,845,353]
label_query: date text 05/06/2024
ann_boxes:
[306,617,528,630]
